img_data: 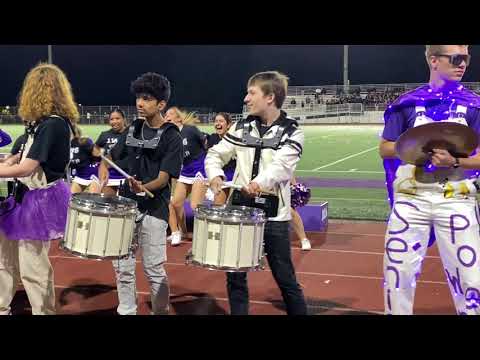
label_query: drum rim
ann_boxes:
[186,259,264,272]
[69,204,138,216]
[195,204,266,224]
[71,193,138,213]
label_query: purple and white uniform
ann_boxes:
[70,137,99,186]
[95,128,127,187]
[382,83,480,315]
[178,125,208,185]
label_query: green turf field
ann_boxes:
[0,124,390,221]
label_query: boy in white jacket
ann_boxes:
[206,71,307,315]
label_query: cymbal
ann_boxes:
[395,122,479,165]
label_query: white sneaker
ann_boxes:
[301,238,312,251]
[171,231,182,246]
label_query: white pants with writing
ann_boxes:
[384,193,480,315]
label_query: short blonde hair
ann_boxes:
[18,63,79,124]
[248,71,289,109]
[425,45,469,60]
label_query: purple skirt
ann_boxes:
[181,154,207,178]
[0,180,71,241]
[73,163,99,180]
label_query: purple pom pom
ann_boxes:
[290,182,311,208]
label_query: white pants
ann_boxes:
[112,216,169,315]
[384,193,480,315]
[0,236,56,315]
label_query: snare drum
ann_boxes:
[187,204,266,272]
[60,193,138,260]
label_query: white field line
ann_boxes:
[312,146,378,171]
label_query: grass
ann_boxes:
[0,124,389,221]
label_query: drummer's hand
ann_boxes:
[128,177,145,194]
[243,181,260,198]
[210,176,224,195]
[431,148,456,167]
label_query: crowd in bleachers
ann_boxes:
[286,87,406,109]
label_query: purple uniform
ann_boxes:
[179,125,207,184]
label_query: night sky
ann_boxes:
[1,45,479,113]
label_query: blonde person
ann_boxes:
[0,63,78,315]
[381,45,480,315]
[165,107,208,246]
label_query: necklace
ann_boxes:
[141,121,148,141]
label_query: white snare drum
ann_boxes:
[60,193,138,260]
[187,205,266,272]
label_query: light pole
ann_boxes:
[343,45,349,94]
[48,45,52,64]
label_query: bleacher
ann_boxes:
[240,82,480,124]
[3,82,480,126]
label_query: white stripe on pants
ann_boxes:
[112,216,169,315]
[384,193,480,315]
[0,235,56,315]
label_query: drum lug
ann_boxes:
[260,256,267,270]
[185,248,193,264]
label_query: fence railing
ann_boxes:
[0,111,244,125]
[286,82,480,96]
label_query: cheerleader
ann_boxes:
[290,177,312,251]
[206,112,236,205]
[94,109,128,195]
[165,107,208,246]
[69,125,101,193]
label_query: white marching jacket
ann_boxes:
[205,111,305,222]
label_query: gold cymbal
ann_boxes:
[395,122,479,165]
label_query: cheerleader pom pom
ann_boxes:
[290,182,311,208]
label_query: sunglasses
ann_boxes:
[434,53,471,66]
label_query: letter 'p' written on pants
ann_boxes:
[384,193,480,315]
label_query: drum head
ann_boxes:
[195,204,266,224]
[71,193,137,214]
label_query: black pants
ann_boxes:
[226,221,307,315]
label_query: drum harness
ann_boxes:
[224,117,301,217]
[123,120,177,256]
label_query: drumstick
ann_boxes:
[100,154,155,198]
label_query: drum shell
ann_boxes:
[191,205,266,271]
[60,194,137,260]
